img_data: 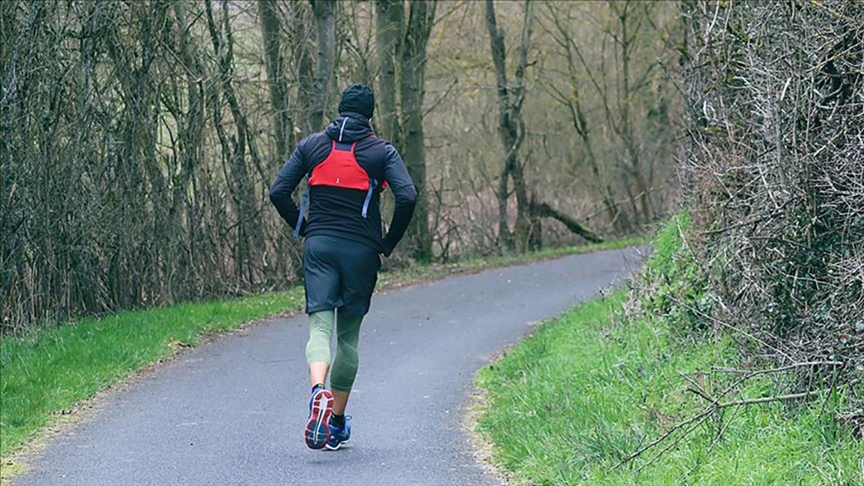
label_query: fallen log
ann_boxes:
[531,201,603,243]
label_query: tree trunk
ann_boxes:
[290,2,315,139]
[399,0,436,262]
[375,0,403,144]
[259,0,294,162]
[172,1,206,291]
[562,88,628,233]
[543,7,626,233]
[532,201,603,243]
[614,1,653,227]
[486,0,514,250]
[511,1,533,251]
[484,0,533,253]
[375,0,435,261]
[308,0,336,133]
[206,0,266,285]
[528,194,542,250]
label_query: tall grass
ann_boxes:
[477,217,863,484]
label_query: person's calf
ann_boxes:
[308,361,329,388]
[331,388,351,415]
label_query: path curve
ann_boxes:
[15,248,643,486]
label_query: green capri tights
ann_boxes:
[305,310,363,392]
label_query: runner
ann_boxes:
[269,83,417,450]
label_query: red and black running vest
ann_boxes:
[294,140,381,237]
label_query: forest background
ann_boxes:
[1,0,681,331]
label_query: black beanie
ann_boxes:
[338,83,375,120]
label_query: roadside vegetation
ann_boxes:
[477,1,863,481]
[477,216,862,484]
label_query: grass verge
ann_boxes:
[0,237,643,465]
[476,223,863,485]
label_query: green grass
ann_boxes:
[476,219,863,485]
[0,238,639,463]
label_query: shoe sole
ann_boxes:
[324,438,349,451]
[305,390,334,450]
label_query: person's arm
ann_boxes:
[269,142,308,236]
[381,143,417,256]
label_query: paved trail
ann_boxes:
[15,248,643,486]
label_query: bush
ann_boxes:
[675,0,863,431]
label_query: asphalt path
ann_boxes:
[15,247,643,486]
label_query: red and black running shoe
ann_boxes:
[305,388,334,449]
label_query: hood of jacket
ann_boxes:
[325,113,374,143]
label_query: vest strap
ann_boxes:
[361,179,377,218]
[293,178,310,238]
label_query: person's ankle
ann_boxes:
[331,413,345,428]
[311,383,325,394]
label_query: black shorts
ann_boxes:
[303,234,381,316]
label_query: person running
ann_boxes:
[269,83,417,450]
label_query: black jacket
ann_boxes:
[269,113,417,256]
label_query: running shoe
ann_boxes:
[325,415,351,450]
[304,388,334,449]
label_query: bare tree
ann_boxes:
[3,0,681,332]
[0,0,320,330]
[308,0,336,133]
[205,0,268,284]
[608,1,655,226]
[578,2,664,228]
[540,3,628,233]
[374,0,402,144]
[169,1,207,289]
[484,0,532,251]
[259,0,294,161]
[374,0,436,261]
[400,1,436,261]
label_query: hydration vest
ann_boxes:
[294,139,382,237]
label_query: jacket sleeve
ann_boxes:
[269,142,308,236]
[381,143,417,256]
